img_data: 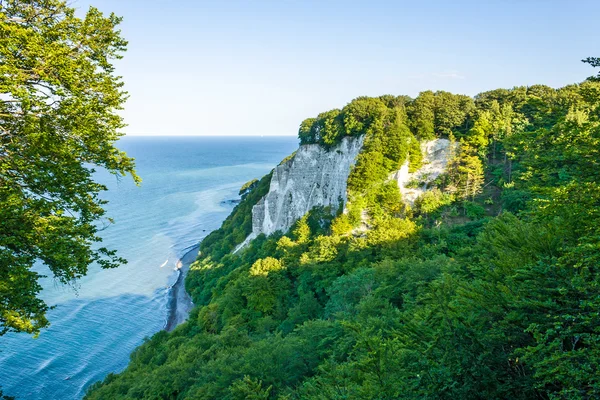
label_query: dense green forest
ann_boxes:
[87,74,600,399]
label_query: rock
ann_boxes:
[392,138,457,205]
[235,135,364,251]
[235,137,453,253]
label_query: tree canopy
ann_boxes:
[583,57,600,81]
[86,72,600,399]
[0,0,137,336]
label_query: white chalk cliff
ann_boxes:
[236,137,455,252]
[391,138,456,205]
[236,135,364,250]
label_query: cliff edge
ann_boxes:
[236,135,364,250]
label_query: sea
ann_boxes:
[0,136,298,400]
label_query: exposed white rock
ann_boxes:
[235,136,364,251]
[392,139,457,205]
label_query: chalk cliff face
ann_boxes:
[236,137,454,252]
[392,139,456,205]
[237,136,364,249]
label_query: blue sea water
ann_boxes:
[0,136,298,400]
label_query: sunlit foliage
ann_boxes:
[86,78,600,400]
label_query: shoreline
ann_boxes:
[164,244,199,332]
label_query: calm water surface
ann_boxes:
[0,136,297,400]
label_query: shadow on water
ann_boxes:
[0,292,169,400]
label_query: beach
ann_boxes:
[165,245,199,331]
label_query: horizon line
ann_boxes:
[123,134,298,137]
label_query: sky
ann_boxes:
[74,0,599,136]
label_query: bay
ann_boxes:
[0,136,297,400]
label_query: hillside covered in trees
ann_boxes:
[87,77,600,399]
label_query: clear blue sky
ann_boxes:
[76,0,599,136]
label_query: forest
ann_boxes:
[86,69,600,399]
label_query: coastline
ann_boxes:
[164,245,199,331]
